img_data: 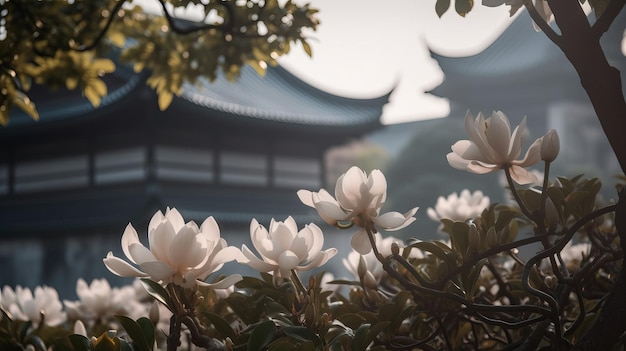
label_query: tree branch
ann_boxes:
[524,1,563,46]
[591,0,626,39]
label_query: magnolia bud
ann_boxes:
[73,320,88,337]
[541,129,560,162]
[357,255,367,279]
[149,301,160,325]
[486,227,499,248]
[363,271,379,289]
[544,197,560,229]
[391,242,400,255]
[467,224,481,256]
[544,275,557,289]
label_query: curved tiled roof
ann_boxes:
[8,62,390,129]
[429,11,562,79]
[430,10,626,80]
[181,64,391,127]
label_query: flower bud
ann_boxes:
[486,227,499,248]
[357,255,368,279]
[544,197,559,229]
[149,301,160,325]
[73,320,87,337]
[391,242,400,256]
[541,129,560,162]
[467,224,481,256]
[363,271,379,289]
[544,275,557,289]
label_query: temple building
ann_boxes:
[428,10,625,181]
[0,62,390,297]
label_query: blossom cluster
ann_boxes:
[4,110,619,351]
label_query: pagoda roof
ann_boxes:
[7,62,390,132]
[429,12,558,79]
[428,10,626,103]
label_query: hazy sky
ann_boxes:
[278,0,515,124]
[133,0,515,124]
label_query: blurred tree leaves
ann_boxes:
[0,0,319,125]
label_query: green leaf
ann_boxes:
[202,312,237,340]
[301,39,313,57]
[157,90,173,111]
[337,313,366,330]
[247,321,276,351]
[68,334,92,351]
[351,324,370,351]
[114,315,150,351]
[268,340,298,351]
[136,317,154,350]
[589,0,610,18]
[435,0,451,17]
[454,0,474,17]
[93,333,120,351]
[13,91,39,121]
[282,326,321,346]
[25,334,47,351]
[18,321,32,342]
[139,279,175,312]
[364,322,390,348]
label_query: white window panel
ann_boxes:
[274,156,321,188]
[220,151,268,186]
[95,148,146,185]
[15,156,88,193]
[155,146,214,183]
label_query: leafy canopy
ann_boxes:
[0,0,319,125]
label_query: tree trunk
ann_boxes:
[547,0,626,348]
[549,0,626,174]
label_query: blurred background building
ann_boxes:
[0,62,389,298]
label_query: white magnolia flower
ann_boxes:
[1,285,66,326]
[64,278,145,322]
[239,217,337,279]
[104,208,242,289]
[447,111,543,185]
[427,190,490,224]
[298,166,418,254]
[482,0,553,31]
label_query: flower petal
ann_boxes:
[350,228,372,255]
[128,243,157,265]
[485,111,512,162]
[140,261,175,281]
[278,251,300,277]
[168,225,204,270]
[164,208,186,233]
[121,224,141,264]
[297,189,315,207]
[374,211,408,229]
[200,216,220,242]
[103,252,148,278]
[508,165,539,185]
[515,137,542,167]
[197,274,243,289]
[367,170,387,198]
[240,245,276,272]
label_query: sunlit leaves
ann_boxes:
[2,0,319,123]
[436,0,452,17]
[455,0,474,17]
